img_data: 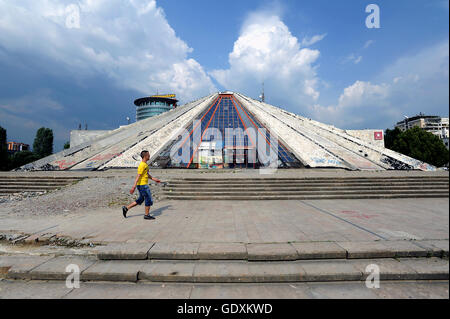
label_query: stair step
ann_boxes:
[0,177,83,181]
[164,193,449,200]
[176,177,448,181]
[5,256,447,283]
[165,186,448,191]
[0,181,80,185]
[167,183,448,188]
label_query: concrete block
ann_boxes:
[370,281,450,299]
[307,282,379,299]
[337,241,396,259]
[148,243,200,260]
[65,282,192,299]
[348,258,419,280]
[417,240,449,257]
[30,256,96,280]
[193,262,251,283]
[81,261,145,282]
[380,241,428,257]
[139,261,196,282]
[197,243,247,260]
[248,262,305,282]
[291,242,347,259]
[0,280,74,299]
[190,283,312,299]
[96,243,154,260]
[299,260,363,281]
[246,243,298,261]
[398,257,449,280]
[4,256,54,280]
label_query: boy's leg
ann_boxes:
[143,186,155,220]
[127,201,138,210]
[123,187,144,218]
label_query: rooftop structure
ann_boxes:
[7,142,29,154]
[396,114,449,149]
[19,92,436,171]
[134,94,178,122]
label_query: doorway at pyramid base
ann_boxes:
[152,144,304,169]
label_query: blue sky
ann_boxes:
[0,0,448,151]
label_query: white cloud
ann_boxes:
[309,40,449,129]
[301,33,327,47]
[343,53,363,64]
[0,0,216,102]
[338,81,388,108]
[211,13,321,107]
[363,40,375,49]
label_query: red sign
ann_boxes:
[374,131,383,140]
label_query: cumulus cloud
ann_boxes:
[309,40,449,129]
[210,12,322,107]
[0,0,216,102]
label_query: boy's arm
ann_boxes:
[147,171,161,183]
[130,173,141,194]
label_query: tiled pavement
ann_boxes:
[0,198,448,244]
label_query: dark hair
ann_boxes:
[140,150,149,159]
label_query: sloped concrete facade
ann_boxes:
[19,92,435,171]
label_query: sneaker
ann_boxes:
[122,206,128,218]
[144,215,155,220]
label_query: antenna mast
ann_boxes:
[260,82,265,103]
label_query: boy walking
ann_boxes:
[122,150,161,220]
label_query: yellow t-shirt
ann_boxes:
[137,161,149,185]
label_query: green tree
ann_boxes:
[63,141,70,149]
[390,126,449,167]
[33,127,53,158]
[0,126,8,171]
[384,127,402,150]
[8,151,40,170]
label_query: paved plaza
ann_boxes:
[0,197,448,244]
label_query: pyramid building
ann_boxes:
[21,92,436,171]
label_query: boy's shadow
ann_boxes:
[126,205,172,218]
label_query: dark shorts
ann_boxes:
[136,185,153,207]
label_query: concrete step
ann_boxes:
[0,177,85,195]
[2,241,447,283]
[94,241,449,261]
[167,180,449,186]
[164,176,448,200]
[164,185,449,192]
[0,189,57,194]
[167,183,449,188]
[0,177,84,181]
[164,193,449,200]
[169,177,448,183]
[162,189,448,195]
[0,185,63,190]
[0,181,81,185]
[175,176,449,181]
[166,182,449,187]
[3,255,448,283]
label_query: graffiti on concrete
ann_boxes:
[380,156,414,170]
[53,159,77,170]
[89,153,122,162]
[311,157,342,166]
